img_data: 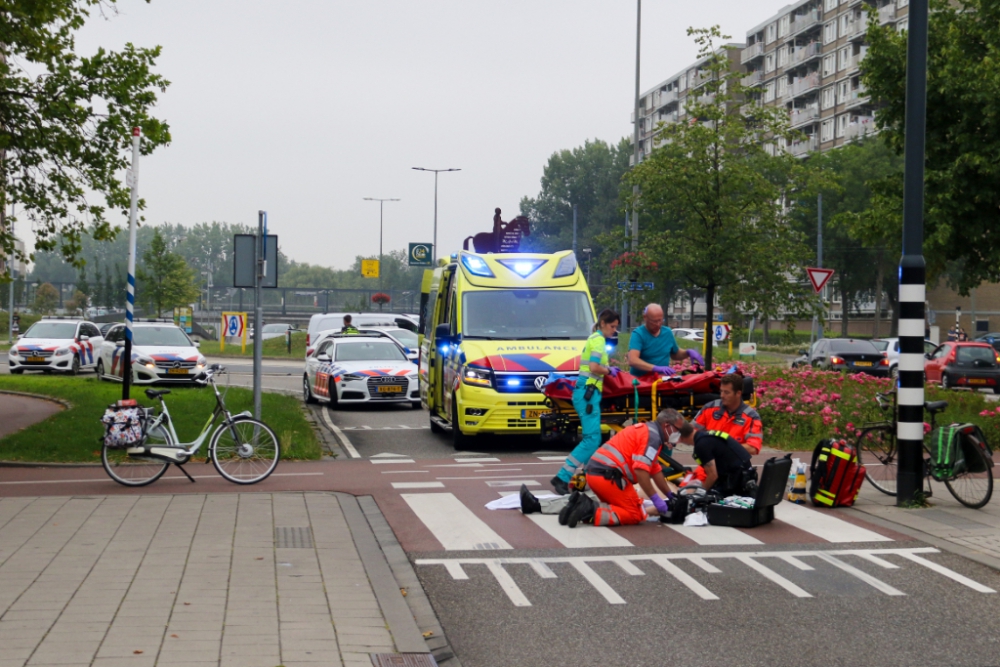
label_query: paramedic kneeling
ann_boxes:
[677,427,756,497]
[693,373,763,455]
[564,409,682,528]
[628,303,703,376]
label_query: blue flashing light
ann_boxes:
[461,254,495,277]
[439,345,449,355]
[506,379,522,387]
[497,258,545,278]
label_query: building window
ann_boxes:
[821,85,836,109]
[822,54,836,77]
[898,0,909,6]
[823,21,838,43]
[840,13,851,36]
[763,81,776,103]
[821,119,835,142]
[836,114,849,138]
[839,47,851,71]
[766,22,777,44]
[777,45,788,68]
[897,18,909,32]
[678,76,687,92]
[779,15,790,38]
[777,77,788,100]
[837,79,851,103]
[825,0,838,10]
[765,53,776,73]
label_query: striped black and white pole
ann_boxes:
[896,0,929,505]
[122,127,141,401]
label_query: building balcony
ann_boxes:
[789,106,820,127]
[741,42,765,64]
[790,42,823,67]
[844,85,870,108]
[742,71,763,87]
[655,89,678,107]
[789,11,821,37]
[879,4,897,24]
[790,72,821,98]
[788,136,818,157]
[690,70,713,89]
[844,117,877,141]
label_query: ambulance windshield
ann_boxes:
[462,290,594,340]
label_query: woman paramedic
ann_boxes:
[550,308,621,496]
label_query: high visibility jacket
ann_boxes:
[341,325,360,334]
[694,399,763,454]
[576,331,609,391]
[587,421,663,484]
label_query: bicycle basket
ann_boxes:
[101,403,148,450]
[928,425,964,479]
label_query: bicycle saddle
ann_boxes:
[144,389,172,399]
[925,400,948,414]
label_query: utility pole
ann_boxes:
[122,127,141,401]
[572,204,578,258]
[4,202,13,343]
[412,167,460,263]
[896,0,929,506]
[812,192,824,343]
[363,197,400,295]
[253,211,266,420]
[631,0,642,254]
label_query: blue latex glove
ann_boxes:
[651,365,675,376]
[606,366,620,377]
[687,350,705,366]
[651,494,669,515]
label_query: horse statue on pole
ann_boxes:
[463,208,531,254]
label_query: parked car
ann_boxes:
[8,318,103,375]
[305,312,417,352]
[358,326,419,362]
[303,334,419,408]
[871,337,938,378]
[975,332,1000,352]
[792,341,819,369]
[672,327,705,342]
[259,323,294,341]
[805,338,890,376]
[96,322,206,384]
[924,341,1000,393]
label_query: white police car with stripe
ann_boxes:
[303,334,418,408]
[96,322,206,384]
[8,319,103,375]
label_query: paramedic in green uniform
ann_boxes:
[551,308,621,495]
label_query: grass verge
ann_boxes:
[207,331,308,359]
[0,375,321,463]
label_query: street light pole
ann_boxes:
[363,197,400,295]
[631,0,641,253]
[412,167,460,263]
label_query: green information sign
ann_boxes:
[408,242,433,267]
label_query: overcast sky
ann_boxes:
[60,0,785,269]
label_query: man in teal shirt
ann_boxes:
[628,303,703,376]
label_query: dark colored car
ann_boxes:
[807,338,890,376]
[924,342,1000,393]
[975,332,1000,352]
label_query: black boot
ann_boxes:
[550,476,570,496]
[519,484,542,514]
[558,490,581,526]
[567,496,597,528]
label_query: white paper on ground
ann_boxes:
[486,493,561,510]
[683,510,709,527]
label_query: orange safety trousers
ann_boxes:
[586,474,648,526]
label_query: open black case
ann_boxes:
[706,454,792,528]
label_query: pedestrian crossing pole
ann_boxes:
[896,0,929,505]
[122,127,141,401]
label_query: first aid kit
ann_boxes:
[707,454,792,527]
[808,438,865,508]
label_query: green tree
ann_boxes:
[0,0,171,273]
[33,282,59,315]
[93,263,105,308]
[862,0,1000,293]
[113,264,126,309]
[65,289,87,314]
[136,229,198,316]
[74,269,90,306]
[627,27,815,365]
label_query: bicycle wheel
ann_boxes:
[945,442,994,509]
[856,424,897,495]
[210,417,280,484]
[102,423,172,487]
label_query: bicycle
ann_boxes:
[855,389,994,508]
[101,364,281,487]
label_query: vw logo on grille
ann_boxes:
[533,375,547,392]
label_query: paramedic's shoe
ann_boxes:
[567,496,597,528]
[519,484,542,514]
[559,490,581,526]
[550,476,570,496]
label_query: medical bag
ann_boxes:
[808,439,865,508]
[706,454,792,527]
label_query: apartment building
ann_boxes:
[0,238,26,278]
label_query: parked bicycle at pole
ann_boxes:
[100,364,280,487]
[855,389,994,508]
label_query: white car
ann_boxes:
[672,327,705,342]
[96,322,207,384]
[358,327,419,363]
[259,323,294,341]
[872,337,938,378]
[8,319,103,374]
[303,335,419,408]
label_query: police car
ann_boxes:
[8,319,103,375]
[303,334,419,408]
[96,322,207,384]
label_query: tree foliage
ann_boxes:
[863,0,1000,293]
[626,27,817,365]
[136,229,198,316]
[33,282,59,314]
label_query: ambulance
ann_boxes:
[419,250,596,449]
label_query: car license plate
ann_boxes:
[167,368,189,375]
[377,385,403,393]
[26,356,45,363]
[970,378,988,385]
[522,409,546,419]
[854,361,873,367]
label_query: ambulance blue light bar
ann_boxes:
[461,254,494,277]
[497,258,545,278]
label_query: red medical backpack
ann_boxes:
[808,439,866,508]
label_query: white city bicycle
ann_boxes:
[102,365,281,487]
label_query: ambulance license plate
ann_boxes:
[377,385,403,393]
[26,356,45,363]
[970,378,987,385]
[854,361,873,367]
[167,368,189,375]
[522,409,545,419]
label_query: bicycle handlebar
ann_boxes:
[196,364,226,385]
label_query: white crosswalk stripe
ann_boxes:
[774,503,893,542]
[401,492,512,551]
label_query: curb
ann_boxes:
[0,389,73,410]
[334,492,431,656]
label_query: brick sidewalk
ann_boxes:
[0,493,430,667]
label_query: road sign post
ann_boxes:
[220,312,247,353]
[361,259,380,278]
[704,322,732,358]
[408,243,433,267]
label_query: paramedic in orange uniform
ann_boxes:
[564,409,683,527]
[694,373,763,455]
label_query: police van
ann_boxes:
[420,250,596,449]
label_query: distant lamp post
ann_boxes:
[412,167,461,263]
[956,306,961,326]
[363,197,400,293]
[582,248,593,285]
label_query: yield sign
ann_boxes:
[807,267,835,293]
